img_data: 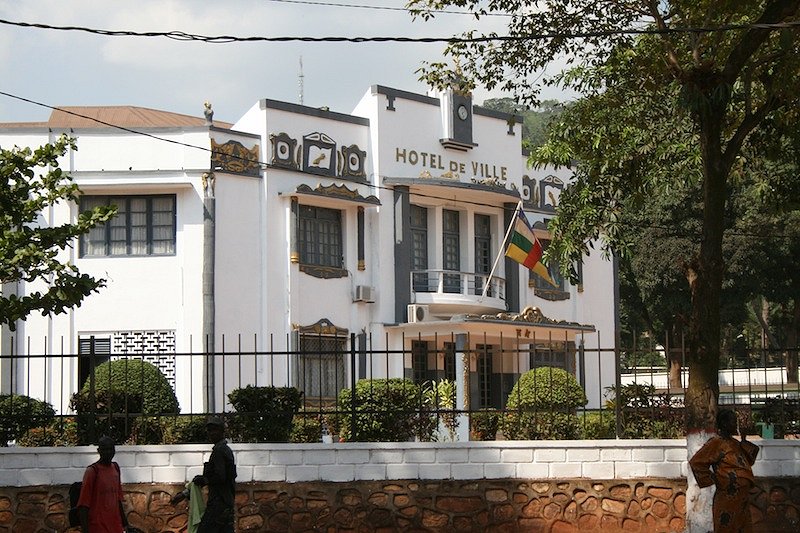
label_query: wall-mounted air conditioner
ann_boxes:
[407,304,432,323]
[354,285,375,303]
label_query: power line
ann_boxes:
[264,0,510,16]
[2,17,800,44]
[0,89,796,239]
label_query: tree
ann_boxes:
[410,0,800,426]
[481,97,565,149]
[0,135,116,329]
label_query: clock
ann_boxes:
[457,104,469,120]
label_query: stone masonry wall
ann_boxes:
[1,478,799,532]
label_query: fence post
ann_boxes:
[350,333,357,441]
[88,337,97,444]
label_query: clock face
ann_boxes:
[457,104,469,120]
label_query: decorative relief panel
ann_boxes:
[211,139,261,176]
[270,132,299,170]
[110,330,176,386]
[269,130,368,183]
[539,175,564,212]
[303,132,337,176]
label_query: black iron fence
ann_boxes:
[0,333,798,446]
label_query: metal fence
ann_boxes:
[0,333,798,445]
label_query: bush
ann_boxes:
[290,411,324,443]
[419,380,459,442]
[71,390,144,444]
[127,415,210,444]
[0,394,56,445]
[71,359,178,444]
[470,409,500,441]
[608,384,684,439]
[337,378,425,442]
[18,417,79,447]
[228,386,303,442]
[579,411,615,439]
[79,359,179,414]
[502,367,587,440]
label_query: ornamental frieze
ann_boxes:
[211,139,260,176]
[269,131,367,183]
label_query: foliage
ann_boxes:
[0,135,117,329]
[469,409,500,441]
[420,379,459,442]
[481,98,566,149]
[71,389,144,445]
[607,384,684,439]
[501,367,587,440]
[17,417,78,447]
[227,386,303,443]
[337,378,426,442]
[127,415,209,445]
[78,358,179,414]
[290,411,324,443]
[72,359,178,444]
[0,394,56,445]
[579,412,616,440]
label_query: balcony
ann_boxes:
[410,269,506,316]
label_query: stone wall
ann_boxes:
[0,440,798,531]
[1,478,799,532]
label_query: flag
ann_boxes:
[505,210,543,269]
[505,209,557,287]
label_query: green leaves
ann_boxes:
[0,135,117,329]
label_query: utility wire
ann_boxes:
[264,0,510,16]
[0,89,796,240]
[2,17,800,44]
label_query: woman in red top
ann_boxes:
[76,436,130,533]
[689,409,759,533]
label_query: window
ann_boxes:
[442,209,461,293]
[410,205,429,292]
[299,205,343,268]
[474,214,492,296]
[530,341,571,370]
[296,334,347,399]
[80,195,176,257]
[78,336,111,389]
[412,340,431,383]
[443,342,456,383]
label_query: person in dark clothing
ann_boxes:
[172,417,237,533]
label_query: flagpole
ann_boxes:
[481,201,523,298]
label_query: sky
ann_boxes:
[0,0,572,125]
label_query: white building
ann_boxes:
[0,86,617,429]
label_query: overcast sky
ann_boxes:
[0,1,572,124]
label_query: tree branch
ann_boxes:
[723,94,782,171]
[721,0,800,84]
[647,0,683,77]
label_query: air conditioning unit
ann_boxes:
[354,285,375,303]
[408,304,432,323]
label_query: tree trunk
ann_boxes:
[667,325,683,390]
[787,296,799,384]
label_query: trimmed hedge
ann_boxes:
[0,394,56,445]
[228,386,303,442]
[502,367,587,440]
[337,378,425,442]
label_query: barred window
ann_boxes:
[476,343,493,409]
[80,195,176,257]
[296,334,347,399]
[299,205,343,268]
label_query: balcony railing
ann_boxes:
[410,269,506,300]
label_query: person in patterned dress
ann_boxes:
[689,409,759,532]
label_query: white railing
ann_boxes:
[410,269,505,300]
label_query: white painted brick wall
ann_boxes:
[0,439,796,487]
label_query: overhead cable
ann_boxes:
[1,17,800,44]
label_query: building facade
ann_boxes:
[0,86,616,430]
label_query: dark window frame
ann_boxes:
[296,334,347,400]
[79,195,176,257]
[299,205,344,268]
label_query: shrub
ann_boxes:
[608,384,684,439]
[161,415,210,444]
[337,378,424,442]
[71,390,144,444]
[579,411,615,439]
[71,359,178,444]
[502,367,587,440]
[0,394,56,445]
[290,411,324,443]
[79,359,179,414]
[18,417,79,447]
[470,409,500,441]
[228,386,303,442]
[420,380,459,442]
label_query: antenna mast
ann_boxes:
[298,56,304,105]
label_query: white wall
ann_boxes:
[1,439,797,487]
